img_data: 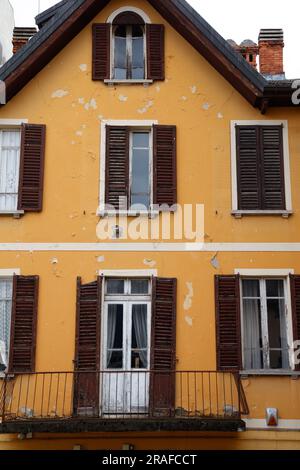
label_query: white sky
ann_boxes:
[9,0,300,78]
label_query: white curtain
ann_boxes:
[132,305,148,368]
[107,305,118,367]
[243,281,262,370]
[0,130,21,211]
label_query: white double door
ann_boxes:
[101,300,151,415]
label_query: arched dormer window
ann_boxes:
[113,12,145,80]
[92,8,165,83]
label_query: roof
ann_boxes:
[35,0,71,29]
[0,0,298,109]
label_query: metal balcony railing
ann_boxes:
[0,370,248,423]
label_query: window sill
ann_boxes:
[240,370,299,377]
[232,210,292,219]
[104,79,153,86]
[0,210,24,218]
[97,209,159,219]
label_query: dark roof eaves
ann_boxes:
[0,0,85,81]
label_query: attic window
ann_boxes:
[92,10,165,82]
[112,13,145,80]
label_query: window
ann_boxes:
[101,122,177,214]
[241,278,290,370]
[113,24,145,80]
[0,129,21,212]
[130,131,151,209]
[0,122,46,214]
[92,9,165,82]
[104,278,151,370]
[231,121,292,215]
[0,278,13,371]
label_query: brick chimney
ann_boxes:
[258,29,285,79]
[12,27,37,54]
[228,39,259,69]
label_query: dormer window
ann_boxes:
[113,12,145,80]
[92,8,165,83]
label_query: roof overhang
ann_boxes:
[0,0,298,110]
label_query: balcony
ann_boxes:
[0,371,248,433]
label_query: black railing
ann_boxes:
[0,370,247,422]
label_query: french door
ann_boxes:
[101,300,151,415]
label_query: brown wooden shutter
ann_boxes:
[9,275,39,373]
[289,275,300,371]
[236,125,285,211]
[92,23,110,80]
[18,124,46,212]
[236,126,261,210]
[105,126,129,210]
[215,275,242,371]
[73,277,102,416]
[146,24,165,80]
[153,125,177,209]
[261,125,285,210]
[150,277,176,416]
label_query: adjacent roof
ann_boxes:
[35,0,70,29]
[0,0,298,109]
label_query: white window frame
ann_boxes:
[235,268,295,373]
[0,119,28,217]
[230,120,292,218]
[98,120,158,217]
[111,24,147,82]
[0,268,20,376]
[100,273,153,372]
[105,7,152,85]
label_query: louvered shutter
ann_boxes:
[73,277,102,416]
[153,125,177,209]
[105,126,129,210]
[146,24,165,80]
[18,124,46,212]
[261,126,285,210]
[289,275,300,371]
[9,275,39,373]
[236,126,261,210]
[236,125,285,210]
[92,23,110,80]
[150,277,176,416]
[215,275,242,371]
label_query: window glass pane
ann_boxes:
[242,297,263,369]
[107,304,123,368]
[107,351,123,369]
[132,133,149,148]
[132,38,144,79]
[131,132,150,209]
[242,279,260,297]
[266,279,284,297]
[106,279,125,294]
[0,279,13,371]
[131,304,148,369]
[131,194,150,209]
[0,130,21,212]
[114,26,127,79]
[131,280,149,295]
[267,298,288,369]
[131,149,150,193]
[132,25,143,38]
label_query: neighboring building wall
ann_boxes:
[0,0,299,450]
[0,0,14,66]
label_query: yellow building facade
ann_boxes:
[0,0,300,450]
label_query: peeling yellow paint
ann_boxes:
[183,282,193,311]
[51,89,69,98]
